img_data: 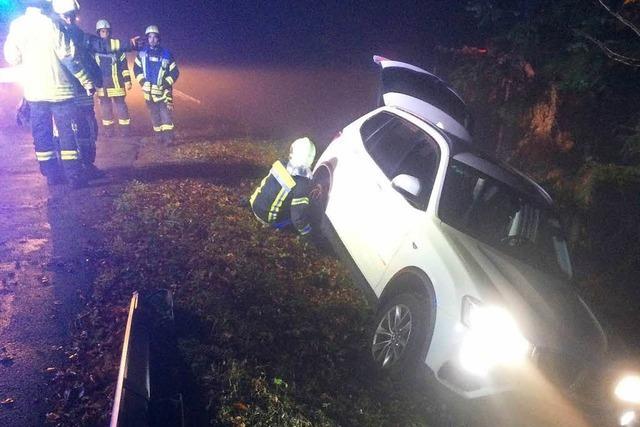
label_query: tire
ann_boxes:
[370,292,431,377]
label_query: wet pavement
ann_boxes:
[0,125,139,426]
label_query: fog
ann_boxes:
[1,62,380,144]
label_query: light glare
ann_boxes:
[616,375,640,404]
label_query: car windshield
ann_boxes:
[438,160,573,279]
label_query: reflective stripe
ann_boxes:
[106,87,126,97]
[134,57,142,67]
[291,197,309,206]
[97,88,106,97]
[250,175,269,208]
[153,126,162,132]
[60,150,78,160]
[111,59,120,90]
[120,53,126,61]
[110,39,120,51]
[119,118,131,125]
[268,188,288,222]
[165,76,174,85]
[35,151,56,161]
[103,119,114,126]
[74,70,90,86]
[135,74,145,83]
[160,124,174,131]
[299,224,312,235]
[169,62,176,71]
[122,70,131,77]
[270,161,296,190]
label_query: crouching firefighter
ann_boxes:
[133,25,179,144]
[250,138,316,236]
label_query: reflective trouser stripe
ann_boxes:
[153,126,162,132]
[160,124,174,131]
[299,224,312,235]
[291,197,309,206]
[268,188,288,222]
[103,119,114,126]
[60,150,78,160]
[119,118,131,125]
[36,151,56,161]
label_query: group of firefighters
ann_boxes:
[4,0,316,235]
[3,0,180,188]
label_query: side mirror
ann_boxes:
[391,174,421,198]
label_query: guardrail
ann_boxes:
[110,290,184,427]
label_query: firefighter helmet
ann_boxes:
[145,25,160,36]
[96,19,111,32]
[288,137,316,170]
[52,0,79,14]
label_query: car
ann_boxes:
[310,55,608,401]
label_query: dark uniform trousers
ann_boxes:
[146,100,174,140]
[30,99,81,180]
[98,95,130,129]
[73,96,98,166]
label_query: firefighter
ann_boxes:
[4,0,96,188]
[133,25,179,145]
[250,137,316,236]
[52,0,105,178]
[94,18,132,137]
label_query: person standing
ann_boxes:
[95,18,132,137]
[4,0,95,188]
[52,0,105,178]
[134,25,179,145]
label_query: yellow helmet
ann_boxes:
[145,25,160,36]
[289,137,316,170]
[96,19,111,32]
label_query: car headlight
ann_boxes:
[459,296,531,376]
[616,375,640,404]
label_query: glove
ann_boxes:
[130,36,143,50]
[125,81,132,91]
[85,84,96,97]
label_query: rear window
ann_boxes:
[382,67,470,129]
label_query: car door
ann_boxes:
[348,111,441,288]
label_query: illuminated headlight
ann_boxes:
[459,296,531,376]
[616,375,640,404]
[620,410,637,427]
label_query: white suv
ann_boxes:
[311,56,607,399]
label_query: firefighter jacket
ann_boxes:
[95,37,131,98]
[61,23,102,106]
[3,7,93,102]
[250,160,312,235]
[133,46,179,103]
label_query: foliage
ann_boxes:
[46,138,451,426]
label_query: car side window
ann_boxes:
[361,112,440,210]
[394,134,440,210]
[361,113,422,179]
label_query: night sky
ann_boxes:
[41,0,478,67]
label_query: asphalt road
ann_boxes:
[0,124,140,426]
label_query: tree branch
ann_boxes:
[597,0,640,39]
[575,29,640,67]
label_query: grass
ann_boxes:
[46,137,443,426]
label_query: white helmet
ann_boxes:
[96,19,111,32]
[52,0,79,14]
[288,137,316,170]
[145,25,160,36]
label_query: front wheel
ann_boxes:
[371,292,430,376]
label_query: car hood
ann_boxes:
[441,224,607,357]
